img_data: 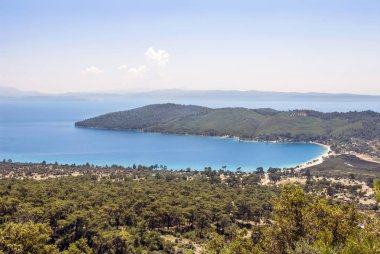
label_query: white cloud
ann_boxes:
[145,47,169,67]
[82,66,104,74]
[127,65,147,78]
[117,65,128,71]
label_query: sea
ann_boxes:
[1,97,379,171]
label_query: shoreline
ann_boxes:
[76,125,333,171]
[214,135,333,171]
[292,142,331,171]
[6,146,332,174]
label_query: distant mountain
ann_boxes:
[1,86,379,101]
[75,103,380,142]
[126,89,380,101]
[0,86,44,97]
[2,86,380,112]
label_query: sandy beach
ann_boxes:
[294,142,332,171]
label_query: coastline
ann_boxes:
[223,136,333,171]
[293,142,331,171]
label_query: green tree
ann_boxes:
[260,185,366,254]
[221,234,256,254]
[0,222,58,254]
[374,180,380,202]
[263,185,307,252]
[206,233,225,254]
[62,238,92,254]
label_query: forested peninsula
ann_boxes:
[75,103,380,156]
[75,103,380,140]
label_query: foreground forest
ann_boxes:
[0,162,379,253]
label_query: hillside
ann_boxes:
[75,103,380,143]
[0,161,379,253]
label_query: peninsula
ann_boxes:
[75,103,380,157]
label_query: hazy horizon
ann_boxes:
[1,0,380,94]
[3,85,380,97]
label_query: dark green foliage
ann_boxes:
[0,171,274,253]
[75,103,380,142]
[0,163,379,253]
[75,103,209,131]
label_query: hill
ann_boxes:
[75,103,380,143]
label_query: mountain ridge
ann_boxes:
[2,86,380,99]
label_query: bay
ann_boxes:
[0,100,328,171]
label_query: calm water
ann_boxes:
[3,98,373,171]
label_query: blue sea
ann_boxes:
[2,97,377,171]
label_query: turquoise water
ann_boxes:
[0,100,328,171]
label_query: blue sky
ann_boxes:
[1,0,379,94]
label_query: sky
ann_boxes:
[1,0,380,94]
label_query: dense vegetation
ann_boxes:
[75,103,380,143]
[0,163,379,253]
